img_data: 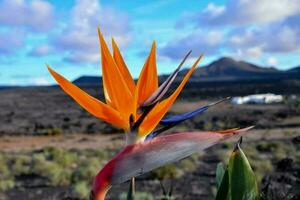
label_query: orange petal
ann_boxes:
[138,54,203,137]
[135,42,158,106]
[98,28,134,122]
[215,128,240,134]
[112,38,135,94]
[47,66,128,130]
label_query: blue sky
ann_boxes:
[0,0,299,85]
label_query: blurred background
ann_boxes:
[0,0,299,199]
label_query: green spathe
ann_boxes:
[216,162,225,190]
[216,138,259,200]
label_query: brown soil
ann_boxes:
[0,134,125,152]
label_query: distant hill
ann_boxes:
[73,76,102,85]
[179,57,299,81]
[73,57,300,84]
[288,66,300,73]
[186,57,279,80]
[0,86,19,91]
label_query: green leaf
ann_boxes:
[215,137,259,200]
[228,143,259,200]
[216,168,230,200]
[216,162,225,189]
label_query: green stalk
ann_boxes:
[127,177,135,200]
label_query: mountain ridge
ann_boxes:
[73,57,300,84]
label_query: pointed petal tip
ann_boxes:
[111,37,116,45]
[150,41,156,54]
[234,136,243,151]
[208,97,231,107]
[214,126,254,135]
[47,65,57,77]
[97,26,101,34]
[97,27,103,39]
[240,125,255,132]
[135,40,158,106]
[198,53,204,60]
[97,27,106,44]
[152,41,156,48]
[231,126,255,134]
[191,53,204,69]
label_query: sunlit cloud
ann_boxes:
[29,44,52,57]
[0,29,25,55]
[267,57,279,66]
[163,0,300,60]
[186,0,300,27]
[0,0,54,57]
[51,0,131,64]
[0,0,54,32]
[32,77,50,85]
[160,30,224,59]
[0,0,299,85]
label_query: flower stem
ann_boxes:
[131,177,135,194]
[127,177,135,200]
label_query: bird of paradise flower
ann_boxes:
[47,28,252,200]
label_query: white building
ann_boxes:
[231,93,283,104]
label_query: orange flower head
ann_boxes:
[47,28,203,142]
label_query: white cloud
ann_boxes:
[0,0,54,32]
[0,0,54,57]
[228,29,257,46]
[52,0,131,63]
[32,77,50,86]
[245,46,263,58]
[63,52,99,64]
[0,29,25,54]
[29,44,52,56]
[229,45,264,60]
[202,3,225,18]
[161,30,223,59]
[170,0,300,60]
[265,26,300,52]
[228,24,300,54]
[267,57,279,66]
[193,0,300,27]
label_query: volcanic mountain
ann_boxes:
[185,57,279,80]
[73,57,299,84]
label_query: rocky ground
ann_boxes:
[1,86,299,136]
[0,128,299,200]
[0,86,299,200]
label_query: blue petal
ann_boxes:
[145,98,230,140]
[160,105,209,125]
[145,125,171,140]
[145,129,160,140]
[145,105,209,141]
